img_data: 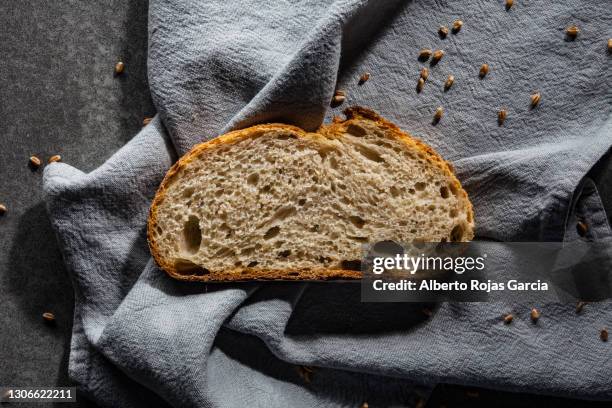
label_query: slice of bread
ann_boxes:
[148,107,474,281]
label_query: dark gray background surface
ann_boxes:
[0,1,610,407]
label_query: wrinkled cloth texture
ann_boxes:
[43,0,612,407]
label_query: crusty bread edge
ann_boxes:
[147,107,474,282]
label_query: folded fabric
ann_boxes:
[44,0,612,406]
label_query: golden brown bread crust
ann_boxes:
[147,106,474,282]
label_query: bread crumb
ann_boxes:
[417,78,425,93]
[114,61,125,74]
[530,92,541,108]
[431,50,445,65]
[452,20,463,34]
[498,109,507,126]
[419,49,433,61]
[42,312,56,323]
[29,155,41,169]
[433,107,444,124]
[530,308,540,322]
[358,72,370,84]
[479,64,489,79]
[444,75,454,91]
[565,25,579,40]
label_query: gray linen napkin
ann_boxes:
[44,0,612,406]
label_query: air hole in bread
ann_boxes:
[174,259,209,275]
[278,249,291,258]
[182,187,195,198]
[247,173,259,185]
[271,205,296,222]
[318,256,332,264]
[449,208,458,218]
[450,224,464,242]
[241,247,255,256]
[215,247,235,257]
[276,134,298,140]
[373,140,392,149]
[181,216,202,254]
[440,186,450,199]
[372,240,405,254]
[264,226,280,239]
[298,198,306,206]
[348,215,366,228]
[247,261,258,267]
[317,145,335,161]
[341,259,362,271]
[346,123,367,137]
[390,186,400,197]
[348,236,368,242]
[415,182,427,191]
[354,144,384,163]
[329,156,338,169]
[219,223,232,239]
